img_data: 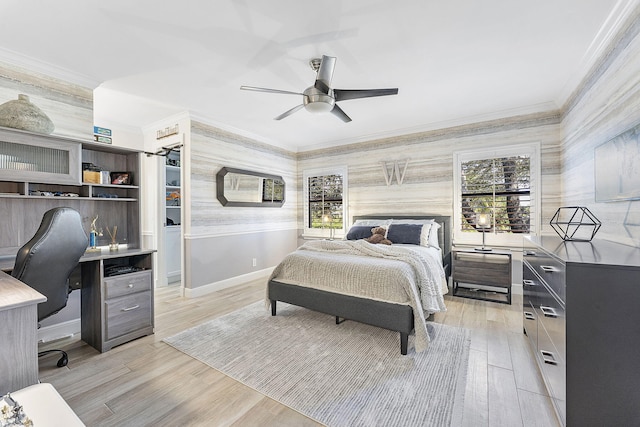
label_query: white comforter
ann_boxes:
[268,239,448,352]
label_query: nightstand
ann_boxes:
[452,248,512,304]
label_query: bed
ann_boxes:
[268,215,452,355]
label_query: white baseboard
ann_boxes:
[183,267,274,298]
[38,319,80,343]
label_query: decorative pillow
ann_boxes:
[345,225,375,240]
[0,393,32,427]
[390,219,440,248]
[387,223,423,245]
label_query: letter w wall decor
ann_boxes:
[381,159,409,186]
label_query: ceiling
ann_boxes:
[0,0,634,152]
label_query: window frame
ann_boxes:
[453,142,541,248]
[302,166,348,238]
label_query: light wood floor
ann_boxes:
[39,281,560,427]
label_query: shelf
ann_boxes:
[0,126,145,252]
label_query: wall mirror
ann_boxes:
[216,167,285,207]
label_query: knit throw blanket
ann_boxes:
[269,240,447,352]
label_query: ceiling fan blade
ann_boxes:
[240,86,303,96]
[316,55,336,92]
[314,79,331,94]
[333,88,398,102]
[331,104,352,123]
[274,104,304,120]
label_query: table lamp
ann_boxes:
[475,213,492,252]
[322,213,335,240]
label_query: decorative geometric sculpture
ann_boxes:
[550,206,601,241]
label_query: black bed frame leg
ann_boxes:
[271,300,276,316]
[400,333,408,355]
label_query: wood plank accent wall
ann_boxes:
[0,61,94,140]
[561,5,640,247]
[189,121,298,236]
[184,121,299,289]
[297,112,563,237]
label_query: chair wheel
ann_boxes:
[57,354,68,367]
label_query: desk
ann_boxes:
[0,270,46,395]
[1,247,155,354]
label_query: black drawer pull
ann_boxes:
[121,304,140,312]
[540,265,556,273]
[540,350,558,365]
[522,279,536,286]
[524,250,537,256]
[524,311,535,321]
[540,306,558,318]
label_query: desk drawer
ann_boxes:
[104,270,152,299]
[523,250,565,301]
[105,291,152,340]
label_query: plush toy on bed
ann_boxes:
[365,226,392,245]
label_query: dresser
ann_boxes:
[523,236,640,426]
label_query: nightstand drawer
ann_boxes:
[453,251,511,287]
[105,291,152,340]
[104,270,152,299]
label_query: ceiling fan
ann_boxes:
[240,55,398,122]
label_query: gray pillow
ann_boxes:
[387,223,423,245]
[346,225,375,240]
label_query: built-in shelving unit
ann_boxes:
[164,150,181,227]
[0,126,142,256]
[163,149,181,284]
[0,126,155,354]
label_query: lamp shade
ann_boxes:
[477,213,491,228]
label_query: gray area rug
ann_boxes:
[164,301,470,427]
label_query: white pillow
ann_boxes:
[390,219,440,248]
[352,219,392,226]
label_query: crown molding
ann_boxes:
[0,47,101,89]
[297,101,559,153]
[188,111,292,151]
[555,0,640,106]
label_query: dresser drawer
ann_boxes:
[104,270,152,299]
[536,283,566,362]
[523,250,565,301]
[105,291,152,340]
[537,320,566,404]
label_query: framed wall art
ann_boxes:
[595,122,640,202]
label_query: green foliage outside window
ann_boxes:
[308,174,343,229]
[461,156,530,233]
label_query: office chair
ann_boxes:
[12,207,88,367]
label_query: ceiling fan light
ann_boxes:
[304,101,333,114]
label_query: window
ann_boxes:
[454,143,540,247]
[303,168,347,237]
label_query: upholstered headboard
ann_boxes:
[352,214,452,276]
